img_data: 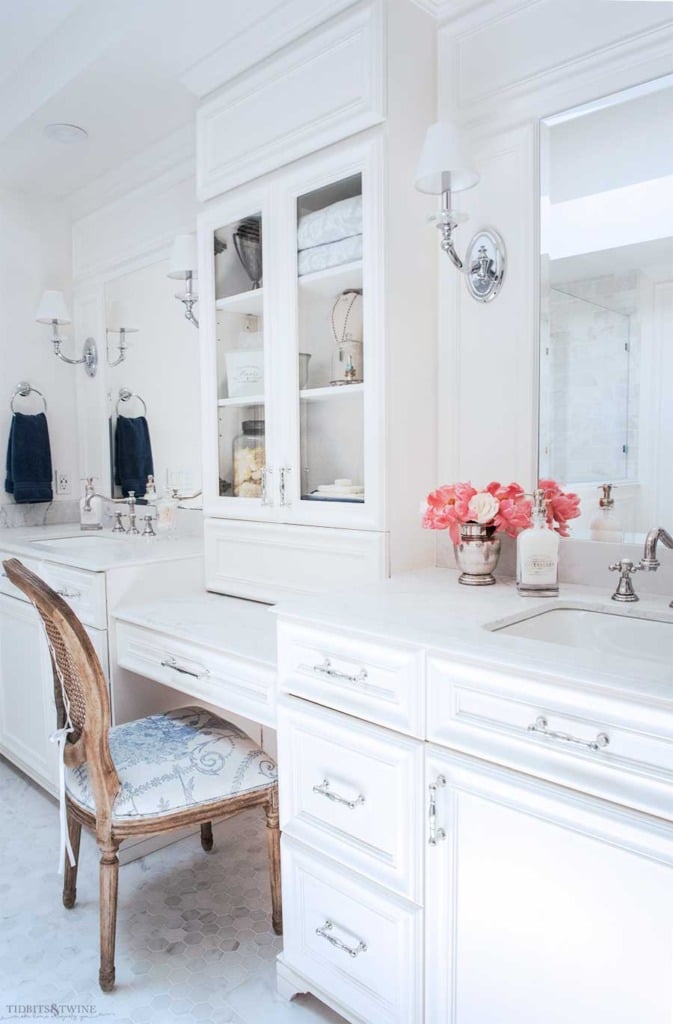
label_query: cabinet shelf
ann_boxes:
[215,288,264,316]
[299,383,364,402]
[218,395,265,408]
[298,261,362,298]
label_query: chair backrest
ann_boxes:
[3,558,120,828]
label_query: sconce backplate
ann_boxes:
[464,228,505,303]
[83,337,98,377]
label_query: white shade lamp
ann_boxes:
[106,300,138,367]
[168,234,199,328]
[414,121,505,302]
[35,289,97,376]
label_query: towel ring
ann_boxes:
[116,388,147,417]
[11,382,47,414]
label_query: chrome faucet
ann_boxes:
[639,527,673,607]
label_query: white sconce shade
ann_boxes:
[106,300,137,334]
[167,234,197,279]
[414,122,479,195]
[35,289,71,325]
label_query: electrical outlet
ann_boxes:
[55,470,71,495]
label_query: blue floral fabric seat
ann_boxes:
[66,706,278,821]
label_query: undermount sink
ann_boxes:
[36,535,131,550]
[491,606,673,666]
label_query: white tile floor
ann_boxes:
[0,756,346,1024]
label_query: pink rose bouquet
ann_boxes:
[422,481,532,545]
[422,479,581,544]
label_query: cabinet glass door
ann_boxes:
[213,212,269,504]
[295,174,365,509]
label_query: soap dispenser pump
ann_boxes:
[80,477,103,531]
[589,483,623,543]
[516,488,559,596]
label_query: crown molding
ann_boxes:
[66,125,195,222]
[432,0,534,28]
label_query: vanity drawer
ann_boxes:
[115,620,275,727]
[277,620,424,737]
[40,563,107,630]
[427,654,673,818]
[278,698,423,901]
[280,837,422,1024]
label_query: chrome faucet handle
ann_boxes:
[111,510,126,533]
[609,559,640,602]
[142,513,156,537]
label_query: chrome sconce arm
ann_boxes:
[36,290,98,377]
[50,323,98,377]
[176,272,199,329]
[106,326,137,367]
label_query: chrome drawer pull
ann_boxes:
[161,655,209,680]
[316,920,367,958]
[528,715,609,752]
[428,774,447,846]
[311,657,367,685]
[56,587,82,600]
[313,779,365,810]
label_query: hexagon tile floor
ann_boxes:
[0,756,346,1024]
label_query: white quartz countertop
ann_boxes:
[275,568,673,706]
[0,524,203,571]
[114,592,277,667]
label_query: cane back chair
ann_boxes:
[3,558,282,992]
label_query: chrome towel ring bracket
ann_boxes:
[116,388,147,417]
[11,382,47,414]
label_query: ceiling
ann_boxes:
[0,0,342,205]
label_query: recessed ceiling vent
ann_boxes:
[44,123,88,144]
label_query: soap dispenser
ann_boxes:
[516,488,559,596]
[80,477,103,531]
[143,475,158,502]
[589,483,623,543]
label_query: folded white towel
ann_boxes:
[298,195,363,251]
[298,234,363,276]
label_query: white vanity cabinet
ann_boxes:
[197,0,437,600]
[0,555,109,794]
[425,746,673,1024]
[275,602,673,1024]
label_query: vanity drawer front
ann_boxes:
[427,655,673,817]
[115,621,275,727]
[0,552,42,603]
[278,698,423,901]
[277,620,424,737]
[281,837,422,1024]
[40,563,106,629]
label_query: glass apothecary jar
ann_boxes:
[233,420,265,498]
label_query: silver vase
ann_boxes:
[453,523,501,586]
[233,220,262,290]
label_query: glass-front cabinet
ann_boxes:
[199,140,382,532]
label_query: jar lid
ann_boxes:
[242,419,265,434]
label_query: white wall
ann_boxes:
[0,189,76,510]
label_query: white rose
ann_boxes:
[467,491,499,524]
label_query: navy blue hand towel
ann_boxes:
[114,415,154,498]
[4,411,53,504]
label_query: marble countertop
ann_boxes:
[114,592,277,667]
[274,568,673,706]
[0,524,203,571]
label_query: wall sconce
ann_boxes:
[106,301,138,367]
[414,122,505,302]
[35,290,98,376]
[168,234,198,328]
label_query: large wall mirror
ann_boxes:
[539,76,673,539]
[105,259,201,499]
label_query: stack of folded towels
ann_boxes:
[297,195,363,276]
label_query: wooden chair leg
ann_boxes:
[200,821,214,852]
[62,810,82,909]
[265,787,282,936]
[98,838,121,992]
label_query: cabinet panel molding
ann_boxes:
[196,2,386,200]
